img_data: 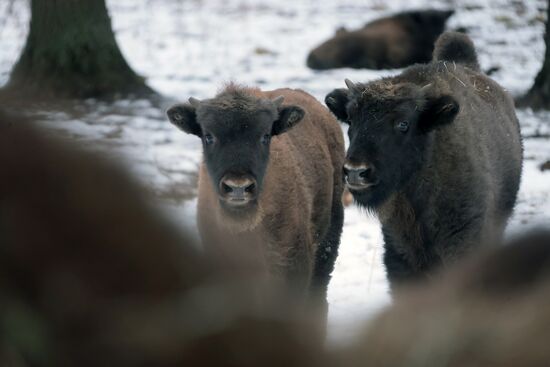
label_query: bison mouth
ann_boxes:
[347,181,390,209]
[219,197,258,214]
[346,181,378,192]
[345,173,380,192]
[221,196,253,207]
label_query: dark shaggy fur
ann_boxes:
[325,32,523,289]
[344,230,550,367]
[307,9,454,70]
[433,31,480,71]
[167,85,345,327]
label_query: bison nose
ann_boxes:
[219,176,257,205]
[343,162,376,188]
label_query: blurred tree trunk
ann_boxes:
[517,0,550,109]
[4,0,155,99]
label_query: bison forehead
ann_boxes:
[198,89,278,122]
[200,103,274,118]
[198,106,275,135]
[359,81,423,101]
[351,81,426,115]
[200,98,274,114]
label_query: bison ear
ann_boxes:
[418,95,459,133]
[272,105,305,136]
[166,103,202,137]
[325,88,350,123]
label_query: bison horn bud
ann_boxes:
[272,96,285,107]
[326,96,336,106]
[345,78,360,93]
[420,83,433,92]
[188,97,201,107]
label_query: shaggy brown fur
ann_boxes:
[307,9,454,70]
[433,31,480,70]
[343,230,550,367]
[194,86,345,302]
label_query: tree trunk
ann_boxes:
[517,0,550,109]
[4,0,155,99]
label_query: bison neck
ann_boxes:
[197,170,270,273]
[196,153,322,290]
[377,192,430,271]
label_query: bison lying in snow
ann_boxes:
[307,9,454,70]
[325,32,522,288]
[167,85,345,307]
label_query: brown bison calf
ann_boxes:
[167,85,345,311]
[325,32,523,289]
[307,9,454,70]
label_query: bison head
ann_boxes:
[325,79,459,209]
[167,91,304,216]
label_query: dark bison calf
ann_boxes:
[307,9,454,70]
[325,32,522,288]
[167,85,345,309]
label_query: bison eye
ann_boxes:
[204,134,215,145]
[261,134,271,145]
[397,120,409,132]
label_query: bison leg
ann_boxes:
[311,196,344,330]
[312,200,343,289]
[383,241,419,292]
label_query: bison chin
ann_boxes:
[219,198,258,214]
[348,184,391,210]
[217,200,265,233]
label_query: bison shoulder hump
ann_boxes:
[433,31,480,71]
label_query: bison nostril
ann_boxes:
[359,167,372,178]
[222,182,233,194]
[220,177,257,200]
[245,182,255,193]
[344,162,376,186]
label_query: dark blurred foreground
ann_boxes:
[0,112,328,367]
[345,230,550,366]
[1,112,550,366]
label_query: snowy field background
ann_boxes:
[1,0,549,344]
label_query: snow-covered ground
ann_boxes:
[1,0,549,344]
